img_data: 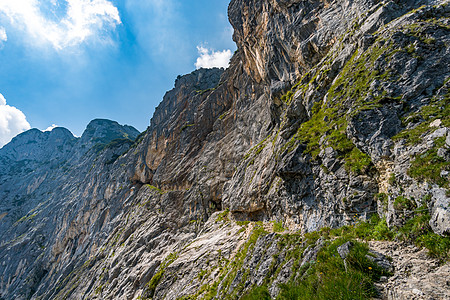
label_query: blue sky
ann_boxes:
[0,0,235,146]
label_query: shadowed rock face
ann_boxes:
[0,0,449,299]
[0,120,140,299]
[0,128,77,162]
[79,119,140,148]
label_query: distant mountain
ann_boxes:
[0,120,139,247]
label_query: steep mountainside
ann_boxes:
[0,0,449,299]
[0,120,139,298]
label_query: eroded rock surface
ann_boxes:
[370,241,450,300]
[0,0,449,299]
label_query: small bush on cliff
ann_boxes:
[345,148,373,174]
[241,285,271,300]
[338,211,450,262]
[142,252,178,299]
[272,221,285,233]
[371,218,393,241]
[408,138,450,190]
[417,233,450,259]
[393,196,417,211]
[216,209,230,223]
[324,210,449,262]
[275,238,387,300]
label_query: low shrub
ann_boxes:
[241,285,271,300]
[275,238,388,300]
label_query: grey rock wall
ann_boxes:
[0,0,449,299]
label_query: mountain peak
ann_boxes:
[1,1,449,299]
[0,127,77,162]
[80,118,140,147]
[174,67,224,91]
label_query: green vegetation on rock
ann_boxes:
[143,252,179,299]
[408,137,450,190]
[146,184,165,194]
[279,37,403,174]
[272,221,285,233]
[239,207,449,300]
[241,286,271,300]
[216,209,230,223]
[394,86,449,145]
[276,239,387,300]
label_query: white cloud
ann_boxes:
[195,46,232,69]
[44,124,58,132]
[0,0,121,50]
[0,93,31,148]
[0,27,7,42]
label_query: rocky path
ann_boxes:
[369,241,450,300]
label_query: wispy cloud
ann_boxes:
[125,0,187,58]
[0,27,7,42]
[0,93,31,147]
[195,46,232,69]
[0,0,121,50]
[44,124,58,132]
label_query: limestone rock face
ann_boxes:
[0,127,76,162]
[79,119,140,149]
[0,120,139,299]
[0,0,449,299]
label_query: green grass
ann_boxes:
[220,225,268,294]
[241,285,271,300]
[327,215,393,241]
[388,173,396,185]
[182,207,448,300]
[247,238,389,300]
[277,271,373,300]
[345,148,373,175]
[284,41,403,174]
[370,218,394,241]
[283,22,448,177]
[272,221,285,233]
[242,134,271,162]
[179,224,268,300]
[241,208,449,300]
[181,18,449,298]
[16,213,38,224]
[280,90,294,104]
[393,196,417,211]
[375,193,389,210]
[143,252,178,299]
[330,211,450,262]
[218,111,229,120]
[417,233,450,259]
[181,123,195,131]
[408,137,450,190]
[393,90,449,145]
[146,184,164,194]
[146,270,164,297]
[398,206,431,239]
[216,209,230,223]
[395,88,450,192]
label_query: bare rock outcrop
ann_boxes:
[0,0,449,299]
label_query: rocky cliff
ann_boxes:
[0,0,449,299]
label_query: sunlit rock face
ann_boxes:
[0,0,449,299]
